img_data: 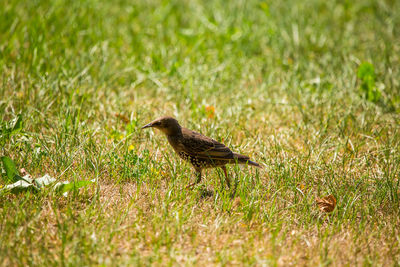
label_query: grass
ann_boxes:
[1,0,400,265]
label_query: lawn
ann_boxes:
[1,0,400,265]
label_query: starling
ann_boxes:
[142,116,261,188]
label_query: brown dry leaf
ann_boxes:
[20,168,31,178]
[115,113,129,124]
[232,197,241,208]
[316,195,336,213]
[296,183,306,191]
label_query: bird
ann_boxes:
[142,116,261,188]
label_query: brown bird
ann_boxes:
[142,116,261,188]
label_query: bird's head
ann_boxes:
[141,116,181,135]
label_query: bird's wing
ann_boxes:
[181,128,234,160]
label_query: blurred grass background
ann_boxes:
[1,0,400,265]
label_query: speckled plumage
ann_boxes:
[142,116,261,187]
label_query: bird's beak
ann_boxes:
[141,122,153,129]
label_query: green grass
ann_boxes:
[1,0,400,265]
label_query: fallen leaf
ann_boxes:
[34,174,56,188]
[20,168,30,177]
[0,170,94,196]
[296,183,306,191]
[232,197,241,208]
[115,113,130,124]
[1,180,38,194]
[316,195,336,213]
[205,105,215,119]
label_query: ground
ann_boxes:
[1,0,400,266]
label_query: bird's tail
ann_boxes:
[233,153,262,168]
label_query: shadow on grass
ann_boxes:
[194,185,214,199]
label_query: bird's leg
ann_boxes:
[221,166,231,188]
[186,169,202,189]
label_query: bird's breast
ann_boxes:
[166,135,182,151]
[178,151,190,161]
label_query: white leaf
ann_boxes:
[34,174,56,188]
